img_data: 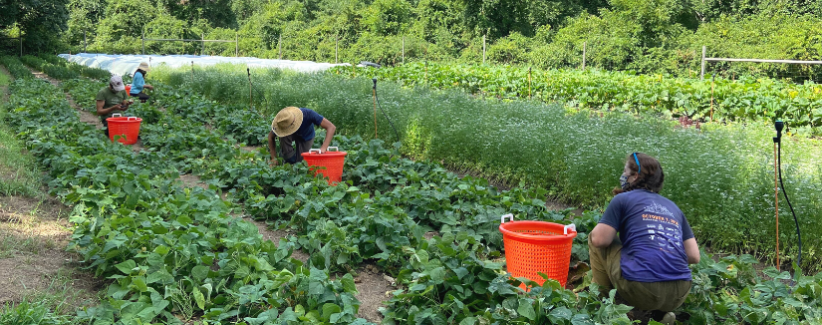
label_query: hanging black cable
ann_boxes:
[775,121,802,271]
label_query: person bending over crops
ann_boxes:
[96,75,132,137]
[588,152,700,325]
[129,62,154,102]
[268,106,336,166]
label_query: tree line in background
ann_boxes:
[3,0,822,78]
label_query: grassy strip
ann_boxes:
[155,64,822,272]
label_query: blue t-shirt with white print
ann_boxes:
[599,189,694,282]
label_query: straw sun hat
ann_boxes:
[138,62,151,71]
[271,106,303,137]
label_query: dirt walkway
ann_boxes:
[354,264,393,323]
[29,68,60,87]
[0,196,102,310]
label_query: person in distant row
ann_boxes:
[96,75,132,137]
[268,106,336,166]
[588,152,700,325]
[130,62,154,102]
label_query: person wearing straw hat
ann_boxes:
[129,62,154,102]
[588,152,700,325]
[268,106,336,166]
[96,74,132,137]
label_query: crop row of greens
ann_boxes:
[153,64,822,273]
[332,63,822,135]
[7,58,822,324]
[20,54,111,81]
[5,78,369,324]
[0,56,34,80]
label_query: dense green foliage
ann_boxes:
[20,54,110,80]
[0,56,33,80]
[0,0,69,53]
[5,0,822,79]
[155,64,822,273]
[334,63,822,135]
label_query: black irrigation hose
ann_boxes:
[373,78,400,143]
[777,140,802,271]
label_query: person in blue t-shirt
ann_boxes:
[129,62,154,102]
[268,106,336,165]
[589,152,700,324]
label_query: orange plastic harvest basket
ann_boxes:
[106,114,142,145]
[499,214,577,288]
[301,147,347,186]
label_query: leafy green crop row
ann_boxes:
[332,63,822,136]
[154,64,822,273]
[5,79,368,324]
[0,56,33,80]
[20,55,111,81]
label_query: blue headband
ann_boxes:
[633,152,641,174]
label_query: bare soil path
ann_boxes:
[0,196,103,310]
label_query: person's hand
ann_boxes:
[319,145,329,153]
[269,157,278,167]
[145,85,154,90]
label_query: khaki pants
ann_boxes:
[588,237,691,312]
[278,134,315,164]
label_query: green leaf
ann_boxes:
[191,265,210,281]
[517,298,536,320]
[132,276,148,293]
[114,260,137,275]
[193,287,205,310]
[309,267,326,295]
[459,317,478,325]
[341,274,357,293]
[321,303,341,320]
[177,215,193,226]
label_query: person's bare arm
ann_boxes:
[96,100,124,116]
[684,238,700,264]
[267,132,278,166]
[590,223,617,248]
[144,84,154,90]
[318,118,336,152]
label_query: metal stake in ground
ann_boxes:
[372,78,378,139]
[710,73,715,121]
[247,67,254,111]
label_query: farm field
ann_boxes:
[155,63,822,272]
[1,55,822,324]
[333,62,822,136]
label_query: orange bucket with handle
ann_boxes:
[106,113,142,145]
[499,214,577,289]
[301,147,347,186]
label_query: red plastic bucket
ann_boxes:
[106,114,142,145]
[125,84,131,94]
[499,214,577,289]
[301,147,347,186]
